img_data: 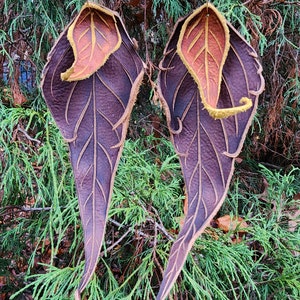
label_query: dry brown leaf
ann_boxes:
[11,80,27,106]
[216,215,248,233]
[293,193,300,200]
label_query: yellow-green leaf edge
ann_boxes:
[61,2,122,82]
[177,3,252,119]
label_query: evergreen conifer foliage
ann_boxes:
[2,0,300,299]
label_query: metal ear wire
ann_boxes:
[206,1,210,16]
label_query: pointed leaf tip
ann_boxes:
[61,3,121,81]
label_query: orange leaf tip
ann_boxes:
[177,3,252,119]
[61,3,122,82]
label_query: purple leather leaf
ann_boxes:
[157,17,264,300]
[41,8,144,298]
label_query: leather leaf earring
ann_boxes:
[41,3,145,299]
[157,3,264,299]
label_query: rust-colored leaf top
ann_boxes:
[177,3,252,119]
[61,2,121,81]
[178,3,229,109]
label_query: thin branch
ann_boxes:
[100,228,132,256]
[17,124,41,144]
[147,217,174,242]
[152,222,165,276]
[148,205,175,241]
[0,205,53,215]
[108,218,149,238]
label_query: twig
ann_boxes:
[148,205,175,241]
[100,228,132,256]
[152,222,165,276]
[147,217,174,242]
[108,218,149,238]
[109,213,174,242]
[17,124,41,144]
[0,205,53,215]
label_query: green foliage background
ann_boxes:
[0,0,299,299]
